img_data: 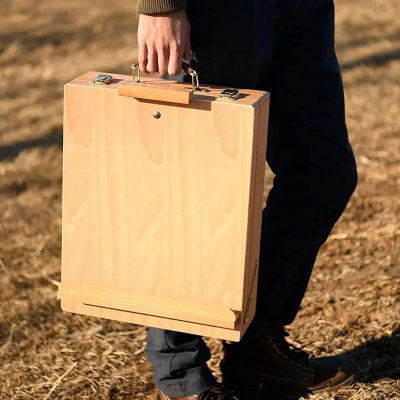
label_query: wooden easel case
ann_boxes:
[58,70,270,341]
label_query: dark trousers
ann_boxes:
[144,0,358,396]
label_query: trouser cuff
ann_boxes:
[155,366,217,397]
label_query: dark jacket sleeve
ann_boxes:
[137,0,187,14]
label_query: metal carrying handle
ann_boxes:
[181,60,200,90]
[131,61,201,91]
[131,63,141,83]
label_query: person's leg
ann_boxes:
[144,328,216,397]
[144,1,276,397]
[242,0,358,339]
[220,0,358,394]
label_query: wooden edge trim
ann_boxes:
[61,299,242,341]
[58,283,240,329]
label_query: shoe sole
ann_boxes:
[306,372,358,395]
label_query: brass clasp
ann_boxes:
[131,63,141,83]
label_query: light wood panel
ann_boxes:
[60,71,269,341]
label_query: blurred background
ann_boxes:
[0,0,399,399]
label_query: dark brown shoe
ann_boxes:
[220,330,358,396]
[154,383,240,400]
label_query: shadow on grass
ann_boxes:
[0,12,136,56]
[0,128,62,162]
[341,48,400,70]
[348,327,400,383]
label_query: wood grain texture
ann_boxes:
[60,71,270,340]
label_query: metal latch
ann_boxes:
[217,88,240,101]
[91,74,113,86]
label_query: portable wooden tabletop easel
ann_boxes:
[58,64,270,341]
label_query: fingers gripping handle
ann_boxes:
[118,62,198,105]
[131,61,200,90]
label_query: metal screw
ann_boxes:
[153,111,161,119]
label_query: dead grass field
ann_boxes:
[0,0,399,399]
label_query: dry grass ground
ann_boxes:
[0,0,399,399]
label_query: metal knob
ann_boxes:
[153,111,161,119]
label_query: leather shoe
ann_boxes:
[220,330,358,396]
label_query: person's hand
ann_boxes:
[138,10,191,76]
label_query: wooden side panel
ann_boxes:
[240,95,270,335]
[62,84,257,316]
[237,100,260,327]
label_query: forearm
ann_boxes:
[137,0,187,15]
